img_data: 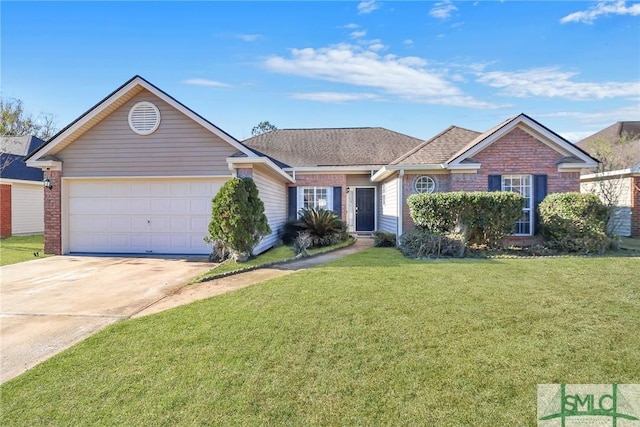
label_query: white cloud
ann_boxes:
[358,0,380,15]
[343,23,360,29]
[429,0,458,19]
[532,105,640,142]
[537,105,640,122]
[403,39,414,46]
[291,92,381,103]
[264,44,494,108]
[182,78,231,88]
[561,0,640,24]
[351,30,367,38]
[235,34,261,42]
[477,67,640,100]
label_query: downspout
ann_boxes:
[398,170,404,239]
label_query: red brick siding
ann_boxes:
[401,128,582,241]
[632,176,640,238]
[452,128,581,193]
[289,174,348,219]
[0,184,12,238]
[44,170,62,254]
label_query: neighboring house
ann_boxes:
[1,135,46,238]
[26,76,598,255]
[577,122,640,237]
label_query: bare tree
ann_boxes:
[251,121,277,137]
[583,136,635,237]
[1,97,57,173]
[1,97,57,140]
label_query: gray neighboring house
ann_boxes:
[577,121,640,237]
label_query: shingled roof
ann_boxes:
[576,121,640,169]
[390,126,481,165]
[243,128,424,167]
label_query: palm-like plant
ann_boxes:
[298,208,347,247]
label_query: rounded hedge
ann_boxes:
[538,192,609,254]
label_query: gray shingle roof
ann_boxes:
[243,128,424,167]
[390,126,481,165]
[576,121,640,169]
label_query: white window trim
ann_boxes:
[502,174,533,236]
[414,175,437,194]
[297,186,333,212]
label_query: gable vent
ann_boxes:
[128,101,161,135]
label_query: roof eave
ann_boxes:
[27,76,256,162]
[227,157,295,183]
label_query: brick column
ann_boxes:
[631,176,640,238]
[0,184,12,238]
[44,170,62,254]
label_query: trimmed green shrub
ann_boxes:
[407,191,524,247]
[538,192,610,254]
[398,231,466,258]
[206,177,271,260]
[298,208,348,248]
[372,231,397,247]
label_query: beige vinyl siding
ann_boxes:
[581,177,632,237]
[12,182,44,235]
[346,174,374,187]
[58,90,238,177]
[252,168,287,255]
[378,177,398,234]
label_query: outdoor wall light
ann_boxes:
[346,187,351,193]
[43,177,53,190]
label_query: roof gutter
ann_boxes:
[227,156,295,183]
[371,164,445,182]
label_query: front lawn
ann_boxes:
[0,235,46,266]
[1,250,639,425]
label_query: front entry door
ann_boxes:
[355,188,375,232]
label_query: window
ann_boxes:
[414,176,436,194]
[502,175,532,235]
[301,187,331,210]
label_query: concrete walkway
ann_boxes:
[132,238,374,318]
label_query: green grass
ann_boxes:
[191,237,354,282]
[2,249,639,426]
[0,235,46,266]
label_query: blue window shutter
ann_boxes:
[533,175,547,235]
[288,187,297,220]
[488,175,502,191]
[333,186,343,219]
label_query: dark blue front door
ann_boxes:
[355,188,375,232]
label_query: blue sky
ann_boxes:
[2,1,639,142]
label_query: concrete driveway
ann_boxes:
[0,255,211,384]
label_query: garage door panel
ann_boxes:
[170,182,190,196]
[109,199,130,213]
[68,179,223,254]
[131,199,150,214]
[111,216,132,232]
[150,198,171,212]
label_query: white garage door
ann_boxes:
[67,178,225,254]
